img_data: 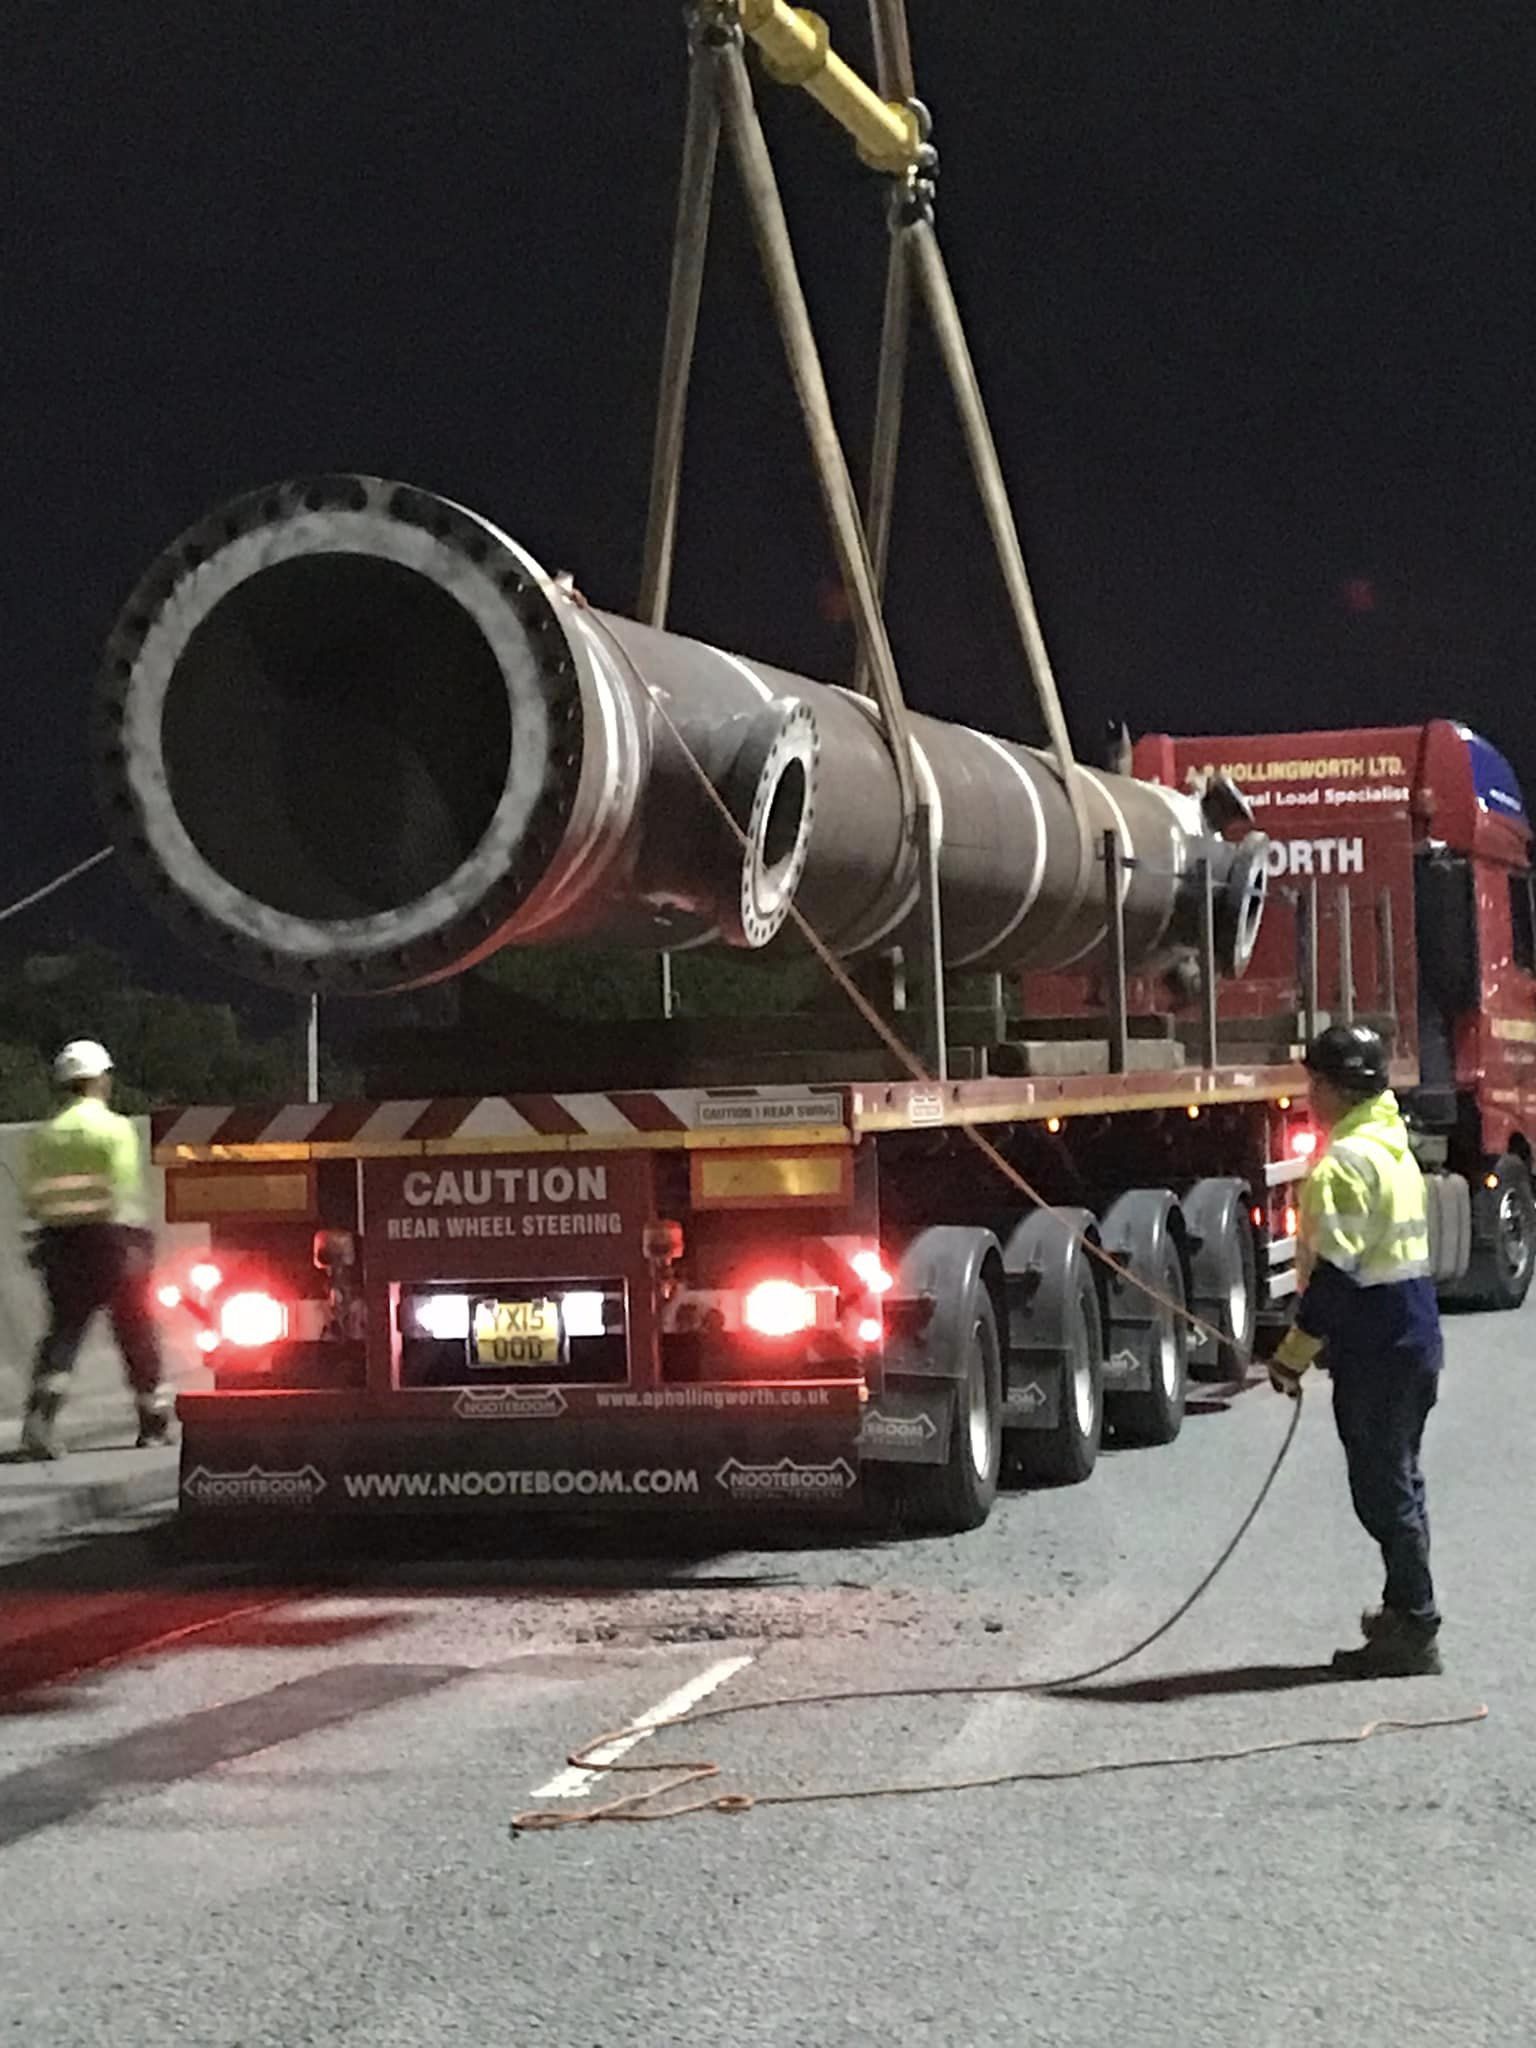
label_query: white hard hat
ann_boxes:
[54,1039,114,1084]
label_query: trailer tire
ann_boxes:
[1458,1155,1536,1311]
[1426,1172,1471,1286]
[901,1287,1003,1534]
[1007,1258,1103,1488]
[1105,1226,1188,1447]
[1180,1179,1257,1381]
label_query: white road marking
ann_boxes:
[530,1653,754,1800]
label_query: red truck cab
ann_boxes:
[1135,720,1536,1307]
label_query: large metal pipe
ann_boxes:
[94,475,1268,996]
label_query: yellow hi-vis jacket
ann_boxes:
[1299,1089,1431,1287]
[23,1097,148,1229]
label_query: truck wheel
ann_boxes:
[1106,1231,1188,1447]
[1180,1179,1257,1382]
[1008,1260,1103,1487]
[1426,1172,1471,1285]
[1461,1155,1536,1310]
[903,1288,1003,1534]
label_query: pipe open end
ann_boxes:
[94,476,584,992]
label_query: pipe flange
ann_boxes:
[718,699,818,949]
[1219,832,1270,978]
[93,474,587,994]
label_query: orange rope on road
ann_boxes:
[512,1703,1488,1831]
[510,1397,1486,1836]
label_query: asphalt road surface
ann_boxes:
[0,1309,1527,2048]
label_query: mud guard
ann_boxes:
[998,1207,1100,1432]
[870,1225,1002,1467]
[1099,1188,1185,1392]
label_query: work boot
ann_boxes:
[1334,1613,1442,1679]
[19,1380,66,1461]
[134,1390,175,1450]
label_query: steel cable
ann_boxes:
[0,847,113,928]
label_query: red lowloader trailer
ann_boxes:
[141,717,1529,1537]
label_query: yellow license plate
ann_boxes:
[472,1298,561,1368]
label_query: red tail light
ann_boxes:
[742,1279,815,1338]
[189,1261,223,1295]
[218,1290,289,1349]
[157,1283,183,1309]
[1290,1129,1318,1158]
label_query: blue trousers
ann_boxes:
[1329,1353,1440,1628]
[32,1224,162,1399]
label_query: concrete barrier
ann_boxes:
[0,1118,212,1433]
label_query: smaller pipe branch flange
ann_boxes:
[726,699,819,950]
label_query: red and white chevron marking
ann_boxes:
[152,1086,848,1154]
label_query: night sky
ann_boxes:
[6,3,1535,1009]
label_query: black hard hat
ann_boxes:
[1303,1022,1388,1094]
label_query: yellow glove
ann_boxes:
[1269,1325,1323,1398]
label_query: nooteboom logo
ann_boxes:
[715,1456,858,1500]
[182,1464,327,1508]
[861,1410,938,1448]
[452,1386,568,1422]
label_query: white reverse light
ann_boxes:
[415,1292,470,1341]
[560,1291,606,1339]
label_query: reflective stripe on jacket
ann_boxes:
[24,1098,147,1228]
[1299,1089,1431,1285]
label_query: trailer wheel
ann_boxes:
[1426,1172,1471,1286]
[1180,1179,1257,1382]
[1106,1229,1188,1447]
[1008,1260,1103,1487]
[903,1289,1003,1534]
[1459,1155,1536,1311]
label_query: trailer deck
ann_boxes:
[152,1062,1318,1171]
